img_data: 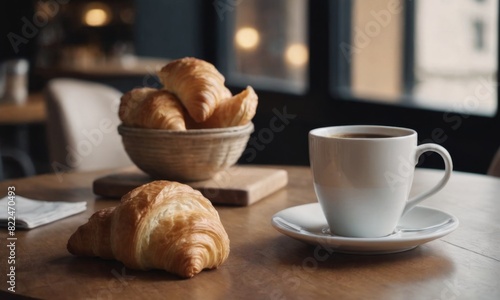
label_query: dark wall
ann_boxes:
[0,2,35,58]
[134,0,205,60]
[0,1,37,89]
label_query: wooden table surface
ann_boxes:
[0,93,46,125]
[0,165,499,299]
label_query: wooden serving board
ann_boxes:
[93,166,288,206]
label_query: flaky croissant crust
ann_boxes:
[119,88,188,130]
[118,87,157,125]
[199,86,258,128]
[158,57,232,122]
[67,181,230,278]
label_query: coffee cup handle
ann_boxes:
[402,143,453,216]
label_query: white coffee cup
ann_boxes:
[309,125,453,238]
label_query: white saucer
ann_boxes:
[271,203,459,254]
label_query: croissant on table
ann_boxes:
[67,181,230,278]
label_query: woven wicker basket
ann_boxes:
[118,122,254,181]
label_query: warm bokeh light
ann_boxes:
[235,27,260,50]
[285,43,309,67]
[83,3,111,27]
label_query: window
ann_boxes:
[334,0,498,116]
[220,0,308,93]
[413,0,498,116]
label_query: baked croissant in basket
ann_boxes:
[67,180,230,278]
[118,57,258,130]
[157,57,232,122]
[199,86,258,128]
[119,88,189,130]
[118,87,156,125]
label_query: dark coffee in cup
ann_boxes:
[332,133,394,139]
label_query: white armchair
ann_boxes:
[45,78,132,174]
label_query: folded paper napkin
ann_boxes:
[0,196,87,229]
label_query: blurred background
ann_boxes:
[0,0,499,179]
